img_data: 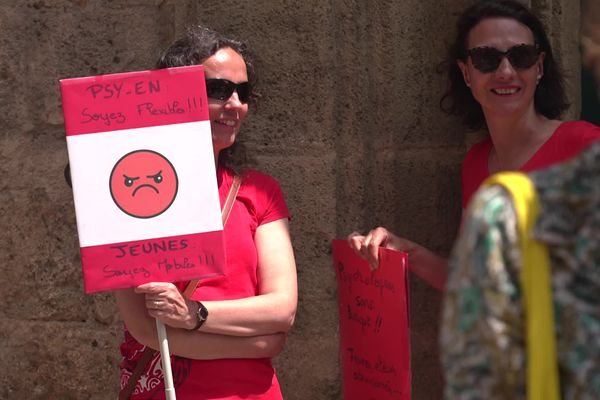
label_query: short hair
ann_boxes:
[156,25,256,171]
[439,0,569,131]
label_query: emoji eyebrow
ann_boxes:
[147,170,163,178]
[123,174,140,180]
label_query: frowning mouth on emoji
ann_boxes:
[110,150,178,218]
[132,183,160,196]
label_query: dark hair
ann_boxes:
[156,25,257,172]
[439,0,569,131]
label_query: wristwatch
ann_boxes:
[190,301,208,330]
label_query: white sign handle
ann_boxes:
[156,319,177,400]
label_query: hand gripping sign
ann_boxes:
[61,65,225,294]
[332,240,411,400]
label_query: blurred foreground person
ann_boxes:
[442,140,600,399]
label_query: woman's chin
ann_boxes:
[212,134,237,152]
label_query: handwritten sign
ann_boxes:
[61,66,225,293]
[332,240,411,400]
[61,67,208,135]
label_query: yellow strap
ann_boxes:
[483,172,560,400]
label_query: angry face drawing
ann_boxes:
[109,150,178,218]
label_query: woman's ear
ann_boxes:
[536,51,546,83]
[457,59,471,87]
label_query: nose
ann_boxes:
[494,56,516,80]
[223,90,244,109]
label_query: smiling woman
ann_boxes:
[458,18,543,121]
[201,47,250,159]
[443,1,600,208]
[347,0,600,298]
[114,26,297,400]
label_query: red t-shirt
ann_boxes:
[120,166,290,400]
[461,120,600,208]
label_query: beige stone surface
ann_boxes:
[0,0,581,399]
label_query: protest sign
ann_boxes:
[61,65,225,293]
[332,239,411,400]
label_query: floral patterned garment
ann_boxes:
[441,141,600,400]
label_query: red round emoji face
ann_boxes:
[109,150,178,218]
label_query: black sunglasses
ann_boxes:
[467,44,540,73]
[205,78,250,103]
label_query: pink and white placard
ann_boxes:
[61,66,225,293]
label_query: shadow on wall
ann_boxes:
[581,0,600,125]
[581,68,600,125]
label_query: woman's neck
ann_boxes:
[484,110,561,173]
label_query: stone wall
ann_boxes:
[0,0,581,399]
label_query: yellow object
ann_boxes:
[483,172,560,400]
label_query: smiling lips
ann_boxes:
[492,86,520,95]
[216,119,237,127]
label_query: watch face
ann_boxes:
[198,303,209,320]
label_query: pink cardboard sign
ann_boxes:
[61,66,225,293]
[61,66,208,135]
[332,239,411,400]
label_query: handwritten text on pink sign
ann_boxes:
[333,240,411,400]
[62,66,209,136]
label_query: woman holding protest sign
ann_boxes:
[115,26,297,399]
[348,0,600,290]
